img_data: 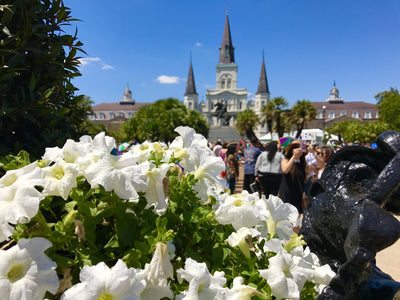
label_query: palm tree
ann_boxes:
[261,102,274,136]
[235,109,260,141]
[262,97,289,138]
[290,100,318,139]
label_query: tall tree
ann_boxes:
[375,88,400,131]
[289,99,318,139]
[119,98,209,143]
[235,109,260,141]
[261,102,274,136]
[266,97,289,138]
[0,0,89,158]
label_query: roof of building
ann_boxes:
[91,102,148,111]
[311,101,378,111]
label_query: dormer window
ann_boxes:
[364,111,372,119]
[119,112,124,117]
[352,111,359,119]
[99,113,105,120]
[340,111,346,116]
[328,112,335,119]
[109,112,115,119]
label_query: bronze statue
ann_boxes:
[301,131,400,299]
[212,101,231,126]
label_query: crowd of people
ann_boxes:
[211,138,338,216]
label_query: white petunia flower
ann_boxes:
[144,163,174,214]
[259,249,314,300]
[61,260,145,300]
[191,149,226,201]
[258,194,299,240]
[0,163,45,242]
[169,126,212,172]
[214,191,263,230]
[135,242,174,300]
[223,276,261,300]
[0,237,59,300]
[226,227,260,259]
[84,152,147,201]
[42,160,79,200]
[176,258,226,300]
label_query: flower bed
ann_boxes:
[0,126,335,299]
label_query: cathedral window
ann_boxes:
[188,102,192,109]
[227,79,231,89]
[225,45,229,57]
[221,79,225,89]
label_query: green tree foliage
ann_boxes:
[119,98,209,142]
[0,0,90,159]
[375,88,400,131]
[288,100,317,139]
[261,97,289,138]
[326,120,390,144]
[235,109,260,141]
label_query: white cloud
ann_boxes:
[195,42,202,47]
[101,64,114,70]
[79,57,114,70]
[79,57,101,66]
[157,75,180,84]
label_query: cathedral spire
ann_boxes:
[256,52,269,94]
[185,55,197,95]
[219,13,235,64]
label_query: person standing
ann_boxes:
[226,143,239,193]
[279,141,306,214]
[255,141,284,197]
[243,137,262,193]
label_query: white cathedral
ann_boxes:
[183,13,270,137]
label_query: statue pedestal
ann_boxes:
[208,126,242,142]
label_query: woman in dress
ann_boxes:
[225,143,239,193]
[255,141,284,197]
[279,141,306,214]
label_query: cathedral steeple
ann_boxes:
[185,55,197,96]
[256,53,269,95]
[219,12,235,64]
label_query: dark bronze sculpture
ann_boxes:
[300,131,400,299]
[212,101,231,126]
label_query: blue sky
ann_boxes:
[66,0,400,107]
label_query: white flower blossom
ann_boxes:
[214,191,263,230]
[42,160,79,200]
[191,149,226,201]
[176,258,226,300]
[144,163,174,213]
[0,238,59,300]
[84,152,147,201]
[135,242,174,300]
[258,194,299,239]
[61,260,145,300]
[223,277,261,300]
[259,249,313,300]
[0,162,45,242]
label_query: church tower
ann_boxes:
[183,57,198,111]
[254,54,270,135]
[205,12,248,127]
